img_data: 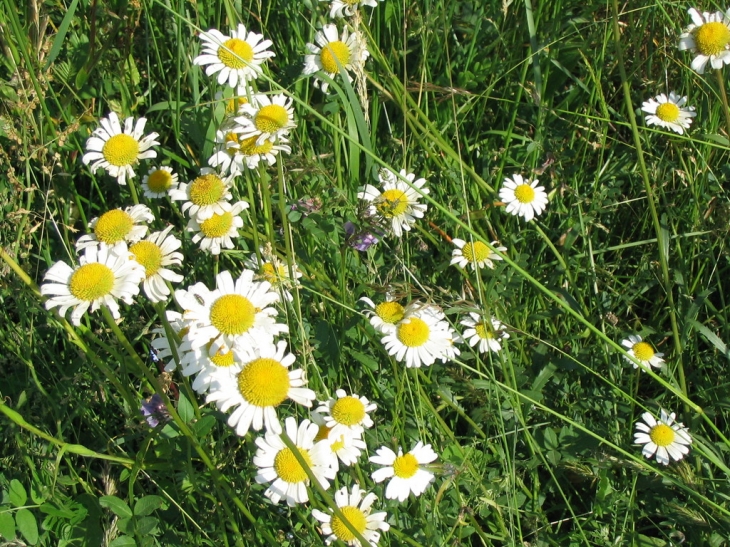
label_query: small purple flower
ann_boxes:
[344,221,379,251]
[141,394,170,428]
[291,197,322,216]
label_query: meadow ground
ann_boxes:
[1,0,730,545]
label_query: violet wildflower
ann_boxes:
[344,221,379,251]
[141,394,170,428]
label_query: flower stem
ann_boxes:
[715,69,730,138]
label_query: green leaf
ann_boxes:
[0,512,15,540]
[99,496,133,519]
[117,517,134,535]
[15,509,38,545]
[8,480,27,507]
[135,516,158,536]
[191,415,216,438]
[177,393,195,424]
[133,496,164,517]
[44,0,80,69]
[109,536,137,547]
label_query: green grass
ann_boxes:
[2,0,730,545]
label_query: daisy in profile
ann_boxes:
[322,0,384,19]
[641,92,696,135]
[678,8,730,74]
[450,238,506,270]
[169,168,234,221]
[76,204,154,252]
[621,334,664,370]
[235,93,296,145]
[243,247,302,303]
[186,200,249,255]
[634,409,692,465]
[499,174,548,222]
[370,441,438,502]
[312,416,367,470]
[208,131,291,176]
[253,417,336,506]
[315,389,376,437]
[129,226,184,302]
[141,166,179,198]
[381,305,460,368]
[311,485,390,546]
[150,310,188,372]
[82,112,160,185]
[358,168,429,238]
[174,269,287,354]
[460,313,509,354]
[207,340,316,435]
[359,297,406,334]
[303,24,369,92]
[193,24,275,87]
[41,243,145,326]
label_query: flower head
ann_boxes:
[499,174,548,222]
[303,24,369,92]
[321,0,384,19]
[235,92,297,145]
[149,310,188,372]
[186,200,249,255]
[621,334,664,370]
[208,131,291,176]
[312,419,367,470]
[169,168,234,221]
[82,112,159,185]
[679,8,730,74]
[358,168,429,237]
[370,441,438,501]
[641,92,696,135]
[344,221,380,251]
[450,239,506,270]
[141,394,170,428]
[41,243,146,326]
[75,204,155,253]
[141,166,179,198]
[315,389,376,437]
[129,226,184,302]
[243,247,302,303]
[253,417,336,506]
[311,485,390,546]
[460,313,509,354]
[360,296,405,334]
[193,24,275,87]
[634,409,692,465]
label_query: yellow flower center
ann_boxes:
[255,104,290,134]
[514,184,535,204]
[129,241,162,277]
[474,322,494,340]
[217,38,254,69]
[261,262,287,284]
[375,301,405,324]
[200,212,234,238]
[209,294,256,335]
[330,435,346,453]
[655,102,680,123]
[102,133,140,167]
[397,317,430,348]
[226,96,248,114]
[146,169,173,193]
[273,446,313,484]
[314,425,332,442]
[209,346,236,367]
[649,423,676,448]
[239,134,274,156]
[393,452,419,478]
[69,263,115,301]
[331,396,366,426]
[320,41,351,73]
[331,506,368,542]
[237,357,290,407]
[376,189,409,218]
[632,341,655,362]
[94,209,134,244]
[189,173,226,206]
[461,241,490,263]
[343,0,360,4]
[694,21,730,56]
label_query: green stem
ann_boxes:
[715,69,730,138]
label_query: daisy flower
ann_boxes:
[235,93,297,145]
[76,204,154,252]
[169,168,234,221]
[303,24,369,92]
[370,442,438,502]
[381,305,460,368]
[141,166,179,198]
[82,112,159,185]
[186,200,249,255]
[322,0,384,19]
[634,409,692,465]
[359,297,405,334]
[174,269,287,354]
[678,8,730,74]
[315,389,376,438]
[208,131,291,176]
[621,334,664,370]
[193,24,275,87]
[311,485,390,546]
[641,92,696,135]
[129,226,184,302]
[312,417,367,470]
[206,340,316,435]
[450,238,506,270]
[358,168,429,238]
[41,243,145,326]
[460,313,509,354]
[175,341,244,394]
[253,416,336,506]
[216,84,252,117]
[499,174,548,222]
[243,247,302,303]
[150,310,188,372]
